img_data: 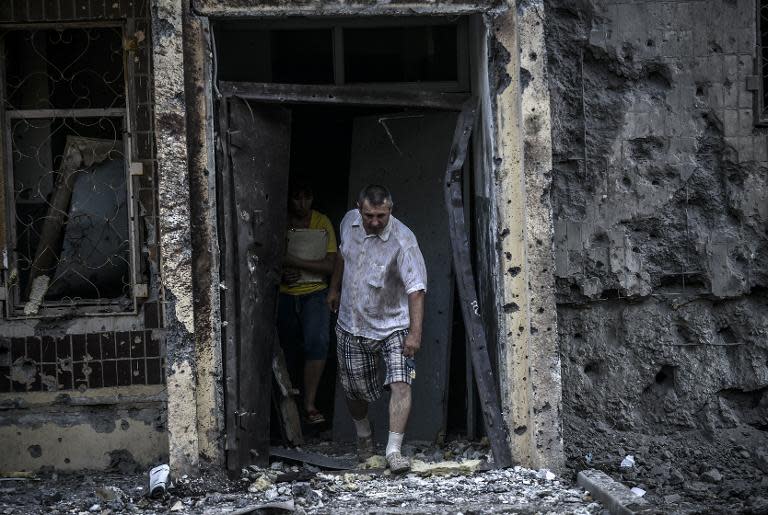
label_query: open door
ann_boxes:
[219,99,291,475]
[333,111,458,444]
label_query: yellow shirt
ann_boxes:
[280,210,337,296]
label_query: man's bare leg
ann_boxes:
[388,382,411,433]
[386,382,412,472]
[303,359,325,415]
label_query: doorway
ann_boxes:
[214,18,485,474]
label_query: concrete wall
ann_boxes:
[546,0,768,435]
[0,386,167,472]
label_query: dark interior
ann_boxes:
[264,103,477,440]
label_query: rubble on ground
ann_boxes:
[565,416,768,514]
[0,440,601,514]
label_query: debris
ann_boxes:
[0,470,36,480]
[537,468,556,481]
[619,455,635,468]
[227,499,295,514]
[148,464,170,498]
[247,474,272,493]
[270,446,356,470]
[700,468,722,483]
[577,469,649,514]
[410,459,482,476]
[358,455,387,469]
[94,486,123,501]
[630,487,646,497]
[170,500,183,511]
[23,276,48,315]
[754,447,768,473]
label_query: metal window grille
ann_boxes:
[1,25,141,316]
[0,330,165,392]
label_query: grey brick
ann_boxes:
[738,108,754,136]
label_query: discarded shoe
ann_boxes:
[386,452,410,473]
[305,409,325,425]
[357,435,374,462]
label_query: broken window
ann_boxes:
[214,19,469,91]
[1,26,137,316]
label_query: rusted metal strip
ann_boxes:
[444,98,513,468]
[218,82,468,111]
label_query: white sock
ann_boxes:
[353,416,372,438]
[386,431,404,456]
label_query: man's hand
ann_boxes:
[282,268,301,285]
[402,332,421,357]
[326,289,340,313]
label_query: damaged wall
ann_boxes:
[0,386,167,471]
[545,0,768,439]
[0,0,170,472]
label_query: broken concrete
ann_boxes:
[0,440,602,514]
[151,0,199,476]
[545,0,768,510]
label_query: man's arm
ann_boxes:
[326,251,344,313]
[284,252,335,276]
[403,290,425,357]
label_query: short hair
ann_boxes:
[289,179,313,197]
[358,184,393,208]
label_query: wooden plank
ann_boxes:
[272,341,303,446]
[219,82,468,110]
[443,99,512,468]
[228,99,291,469]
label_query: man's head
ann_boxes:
[357,184,393,235]
[288,180,313,218]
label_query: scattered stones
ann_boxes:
[701,468,723,483]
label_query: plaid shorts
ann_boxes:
[336,326,413,402]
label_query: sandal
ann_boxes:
[305,409,326,425]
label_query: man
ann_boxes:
[278,181,337,424]
[327,184,427,473]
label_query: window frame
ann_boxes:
[212,16,471,93]
[0,21,142,319]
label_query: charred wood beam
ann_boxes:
[444,99,513,468]
[218,82,469,111]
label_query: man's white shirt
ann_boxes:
[336,209,427,340]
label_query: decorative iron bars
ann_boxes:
[0,330,165,392]
[2,26,138,315]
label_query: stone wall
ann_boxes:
[546,0,768,434]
